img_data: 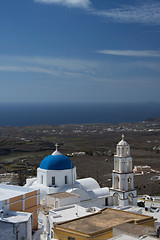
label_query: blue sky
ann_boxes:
[0,0,160,103]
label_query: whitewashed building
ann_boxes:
[24,136,138,239]
[0,184,41,240]
[0,210,32,240]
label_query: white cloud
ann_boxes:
[0,55,100,82]
[0,55,159,87]
[90,1,160,25]
[97,50,160,58]
[0,65,60,76]
[34,0,91,8]
[34,0,160,25]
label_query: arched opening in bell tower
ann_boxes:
[128,193,134,205]
[117,146,120,156]
[121,147,124,156]
[115,176,119,189]
[113,193,120,206]
[128,176,132,190]
[127,160,131,172]
[126,147,130,156]
[116,160,120,172]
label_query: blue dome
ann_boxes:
[40,154,74,170]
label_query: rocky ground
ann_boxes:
[0,118,160,195]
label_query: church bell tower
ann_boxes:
[110,135,137,206]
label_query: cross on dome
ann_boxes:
[117,134,129,146]
[55,143,58,151]
[52,143,62,156]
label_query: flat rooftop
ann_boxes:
[111,234,155,240]
[55,208,154,235]
[0,210,31,223]
[0,184,36,201]
[49,205,100,223]
[113,223,156,238]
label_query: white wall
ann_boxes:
[114,157,132,173]
[59,195,80,207]
[37,167,76,188]
[0,222,15,240]
[0,215,32,240]
[46,195,80,208]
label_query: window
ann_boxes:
[41,175,43,184]
[65,176,68,184]
[105,198,108,206]
[68,237,75,240]
[52,176,55,185]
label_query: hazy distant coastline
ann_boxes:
[0,102,160,127]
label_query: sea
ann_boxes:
[0,102,160,127]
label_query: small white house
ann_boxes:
[0,210,32,240]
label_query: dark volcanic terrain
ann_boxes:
[0,119,160,196]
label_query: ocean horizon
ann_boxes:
[0,102,160,127]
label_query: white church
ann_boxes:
[25,135,137,208]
